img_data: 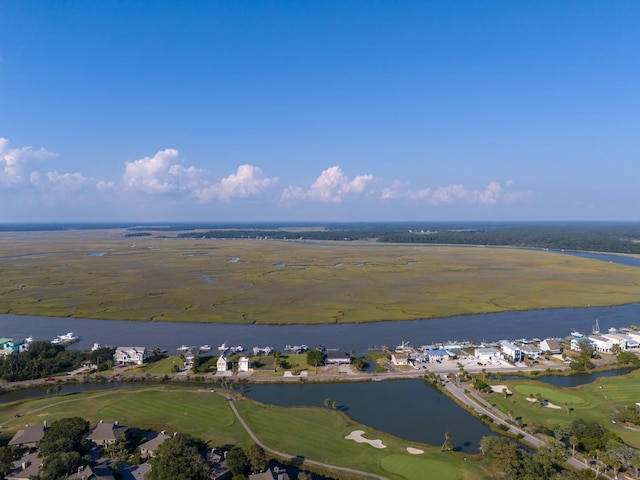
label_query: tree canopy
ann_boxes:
[148,433,211,480]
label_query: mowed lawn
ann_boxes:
[234,400,489,480]
[0,387,250,447]
[0,386,490,480]
[489,368,640,447]
[2,231,640,324]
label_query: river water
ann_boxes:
[1,303,638,355]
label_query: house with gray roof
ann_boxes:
[67,463,114,480]
[139,431,172,459]
[8,424,46,449]
[87,421,128,446]
[7,452,42,480]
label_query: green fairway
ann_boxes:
[2,230,640,324]
[234,400,488,480]
[488,369,640,447]
[0,386,490,480]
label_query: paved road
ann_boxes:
[440,378,608,476]
[226,395,391,480]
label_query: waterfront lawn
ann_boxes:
[123,355,181,375]
[488,368,640,448]
[0,387,250,447]
[234,400,488,480]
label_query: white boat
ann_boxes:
[91,342,102,351]
[199,345,212,352]
[177,345,191,352]
[24,336,33,344]
[218,342,228,353]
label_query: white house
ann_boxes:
[539,339,562,354]
[500,340,522,362]
[217,355,228,372]
[520,344,542,360]
[474,347,501,361]
[588,335,613,353]
[570,336,592,352]
[238,356,250,372]
[113,347,148,365]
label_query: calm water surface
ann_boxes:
[240,379,493,453]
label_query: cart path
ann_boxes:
[226,395,391,480]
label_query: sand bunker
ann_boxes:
[525,398,562,409]
[345,430,387,449]
[406,447,424,455]
[491,385,512,394]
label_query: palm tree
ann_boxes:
[441,431,453,451]
[323,398,331,408]
[570,436,578,457]
[507,410,514,421]
[273,350,282,372]
[332,401,338,410]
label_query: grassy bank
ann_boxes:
[2,230,640,324]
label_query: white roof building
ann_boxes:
[588,335,613,353]
[217,355,228,372]
[500,340,522,362]
[238,356,250,372]
[113,347,148,365]
[474,347,501,360]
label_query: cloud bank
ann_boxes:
[0,136,534,217]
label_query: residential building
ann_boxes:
[520,344,542,360]
[588,335,613,353]
[6,453,42,480]
[217,355,228,372]
[87,421,129,446]
[8,425,46,449]
[238,357,250,372]
[326,354,352,365]
[500,340,522,362]
[67,463,114,480]
[391,353,408,366]
[474,347,501,361]
[539,339,562,354]
[139,431,172,459]
[0,338,26,356]
[248,467,290,480]
[113,347,147,365]
[570,336,592,352]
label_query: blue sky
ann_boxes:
[1,1,638,223]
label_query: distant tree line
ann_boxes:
[166,222,640,254]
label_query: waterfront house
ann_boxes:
[139,431,172,459]
[539,339,562,354]
[570,336,592,352]
[87,421,128,446]
[500,340,522,362]
[0,338,26,356]
[8,424,46,449]
[184,349,198,367]
[326,353,352,365]
[113,346,148,365]
[603,332,639,351]
[238,356,250,372]
[588,335,613,353]
[474,347,501,361]
[217,355,228,372]
[520,344,542,360]
[391,353,409,366]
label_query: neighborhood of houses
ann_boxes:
[4,418,291,480]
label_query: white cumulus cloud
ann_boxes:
[122,148,204,194]
[381,180,533,206]
[0,137,56,185]
[281,166,374,204]
[194,164,278,202]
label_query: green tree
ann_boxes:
[226,446,250,476]
[323,398,331,408]
[246,444,267,473]
[38,417,90,457]
[570,436,578,457]
[0,445,22,478]
[306,350,325,368]
[273,350,282,372]
[40,451,83,480]
[148,433,210,480]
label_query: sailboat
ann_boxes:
[592,319,601,335]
